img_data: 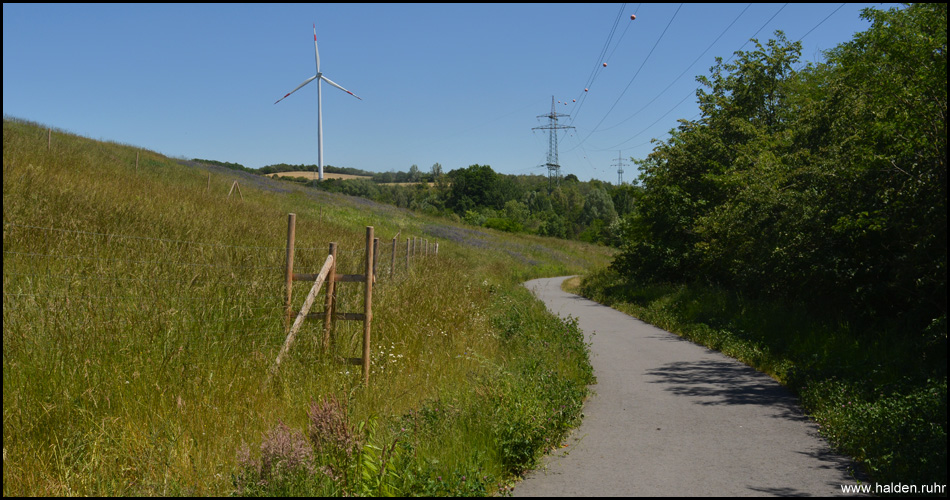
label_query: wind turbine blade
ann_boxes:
[313,24,320,74]
[320,75,362,100]
[274,75,318,104]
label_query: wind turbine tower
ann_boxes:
[275,24,361,181]
[533,96,574,187]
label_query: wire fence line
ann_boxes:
[2,222,435,271]
[3,269,284,288]
[4,222,374,254]
[3,220,438,356]
[2,222,380,279]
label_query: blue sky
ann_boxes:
[3,3,898,182]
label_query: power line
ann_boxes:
[604,4,640,63]
[553,2,851,178]
[596,4,752,134]
[731,3,789,56]
[582,3,791,153]
[797,3,845,42]
[591,90,694,152]
[582,3,626,94]
[567,4,640,129]
[574,3,683,150]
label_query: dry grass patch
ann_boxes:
[561,276,582,295]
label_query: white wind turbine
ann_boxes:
[275,24,361,181]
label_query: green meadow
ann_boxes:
[2,117,612,496]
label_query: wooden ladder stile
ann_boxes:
[273,253,334,372]
[280,216,376,385]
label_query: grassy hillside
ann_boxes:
[2,117,613,496]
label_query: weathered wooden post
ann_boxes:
[363,226,375,385]
[283,214,296,332]
[390,231,400,278]
[322,242,338,350]
[373,237,379,280]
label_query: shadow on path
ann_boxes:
[645,359,807,421]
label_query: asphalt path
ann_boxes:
[513,276,865,497]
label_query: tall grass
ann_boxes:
[3,117,611,495]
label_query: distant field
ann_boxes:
[272,171,371,180]
[272,171,435,186]
[384,182,437,187]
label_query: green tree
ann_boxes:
[609,183,638,217]
[813,3,947,327]
[446,164,501,214]
[580,187,617,226]
[613,4,946,331]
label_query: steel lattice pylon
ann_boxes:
[612,150,628,185]
[533,96,574,187]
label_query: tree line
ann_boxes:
[311,163,639,245]
[198,159,638,247]
[614,4,945,344]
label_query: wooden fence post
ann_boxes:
[406,237,410,270]
[284,214,296,332]
[390,236,396,278]
[322,242,338,350]
[390,231,400,278]
[363,226,375,385]
[373,237,379,280]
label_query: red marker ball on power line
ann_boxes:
[631,14,636,20]
[603,62,607,67]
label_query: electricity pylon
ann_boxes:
[533,96,574,187]
[612,151,628,185]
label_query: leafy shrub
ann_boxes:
[483,217,524,233]
[802,377,947,485]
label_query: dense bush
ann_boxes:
[615,3,946,343]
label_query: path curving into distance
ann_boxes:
[514,276,866,497]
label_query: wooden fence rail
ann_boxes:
[273,253,334,372]
[279,214,436,385]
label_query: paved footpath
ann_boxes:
[513,277,867,497]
